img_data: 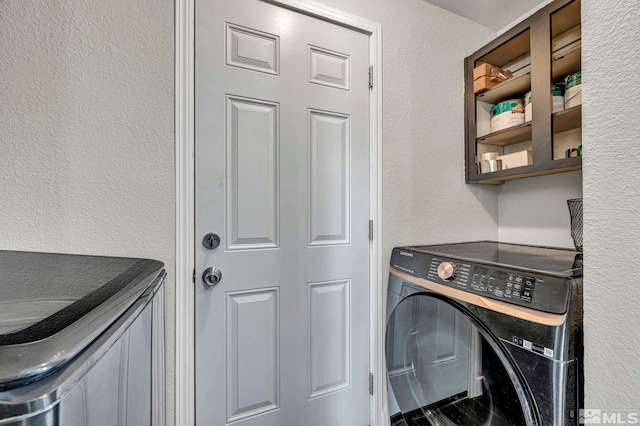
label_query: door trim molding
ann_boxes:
[175,1,383,425]
[175,0,195,423]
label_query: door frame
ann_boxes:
[175,1,383,424]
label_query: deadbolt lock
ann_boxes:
[202,233,221,250]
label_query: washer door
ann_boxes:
[386,293,537,426]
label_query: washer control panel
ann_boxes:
[422,256,568,313]
[390,248,571,314]
[469,267,535,304]
[427,258,472,288]
[427,258,536,304]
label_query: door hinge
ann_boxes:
[193,269,196,284]
[369,372,374,395]
[368,65,373,90]
[368,220,374,241]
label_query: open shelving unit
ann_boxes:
[464,0,582,184]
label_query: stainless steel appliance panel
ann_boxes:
[0,252,165,426]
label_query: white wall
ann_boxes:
[312,0,500,276]
[494,0,584,250]
[0,0,175,422]
[582,0,640,412]
[498,171,583,248]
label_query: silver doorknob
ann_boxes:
[202,267,222,286]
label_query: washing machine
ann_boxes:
[385,241,583,426]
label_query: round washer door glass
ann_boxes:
[386,294,537,426]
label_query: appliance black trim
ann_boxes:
[0,259,156,345]
[0,250,164,388]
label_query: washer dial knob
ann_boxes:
[437,261,457,281]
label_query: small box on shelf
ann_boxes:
[498,150,533,170]
[474,76,498,94]
[473,63,493,80]
[473,62,513,94]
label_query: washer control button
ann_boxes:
[437,262,457,281]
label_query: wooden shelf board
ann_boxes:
[551,0,581,37]
[477,122,532,147]
[551,156,583,169]
[552,46,581,81]
[479,30,531,68]
[553,105,582,133]
[469,159,582,184]
[470,165,536,184]
[476,72,531,104]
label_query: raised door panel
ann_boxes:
[308,110,350,246]
[226,288,280,423]
[226,96,280,250]
[226,23,279,75]
[308,280,351,399]
[309,46,350,90]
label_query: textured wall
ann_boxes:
[494,0,584,251]
[582,0,640,411]
[498,171,583,248]
[313,0,499,277]
[0,0,175,422]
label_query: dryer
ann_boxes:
[385,241,583,425]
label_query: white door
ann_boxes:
[194,1,371,425]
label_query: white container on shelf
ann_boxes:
[564,71,582,108]
[565,84,582,108]
[552,84,565,113]
[524,86,563,122]
[490,99,525,132]
[476,152,502,174]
